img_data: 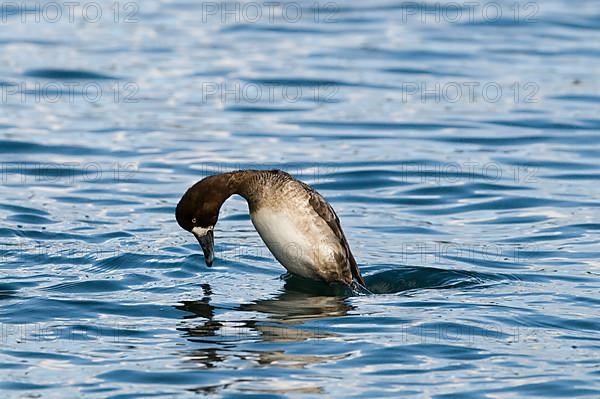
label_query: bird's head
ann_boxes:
[176,175,230,267]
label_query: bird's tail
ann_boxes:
[350,279,372,295]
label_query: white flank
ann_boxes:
[250,208,321,278]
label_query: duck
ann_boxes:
[175,169,366,288]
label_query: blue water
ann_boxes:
[1,0,600,397]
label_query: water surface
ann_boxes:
[1,0,599,397]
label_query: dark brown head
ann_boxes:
[175,174,234,267]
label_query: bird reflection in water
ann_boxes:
[174,275,354,372]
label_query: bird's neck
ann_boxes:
[199,170,277,214]
[225,170,268,209]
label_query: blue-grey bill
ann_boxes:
[195,229,214,267]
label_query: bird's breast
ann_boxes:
[250,207,341,280]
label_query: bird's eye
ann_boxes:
[191,218,196,224]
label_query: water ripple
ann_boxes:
[1,0,599,397]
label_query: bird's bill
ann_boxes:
[192,227,214,267]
